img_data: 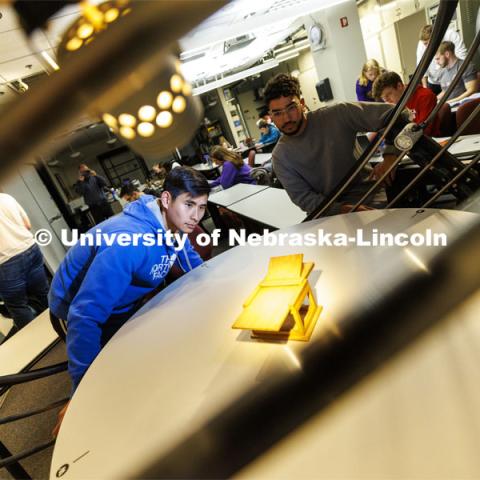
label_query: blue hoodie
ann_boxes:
[259,124,281,145]
[48,195,202,390]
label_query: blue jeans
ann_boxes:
[0,244,49,330]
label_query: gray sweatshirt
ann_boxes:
[272,102,394,213]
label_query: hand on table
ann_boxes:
[340,203,374,214]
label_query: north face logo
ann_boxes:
[150,254,176,280]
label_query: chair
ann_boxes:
[250,167,272,186]
[436,102,455,137]
[455,98,480,135]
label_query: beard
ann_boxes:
[279,114,305,136]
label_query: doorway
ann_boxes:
[395,10,428,81]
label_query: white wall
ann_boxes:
[358,0,438,80]
[297,50,321,111]
[304,0,367,102]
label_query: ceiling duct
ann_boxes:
[180,51,206,63]
[223,33,256,54]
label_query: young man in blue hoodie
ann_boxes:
[49,167,210,395]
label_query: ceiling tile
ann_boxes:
[0,54,47,82]
[0,5,21,33]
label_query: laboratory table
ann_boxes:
[51,208,480,479]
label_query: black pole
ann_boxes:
[0,441,31,480]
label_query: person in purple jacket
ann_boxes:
[209,146,256,190]
[356,59,383,102]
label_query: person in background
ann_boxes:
[74,164,113,224]
[209,146,256,190]
[151,163,167,181]
[417,24,467,94]
[0,193,49,334]
[247,119,281,166]
[356,59,384,102]
[435,41,479,103]
[119,183,144,202]
[372,71,442,137]
[259,110,273,124]
[265,73,397,214]
[256,119,281,146]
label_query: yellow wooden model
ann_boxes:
[232,254,322,341]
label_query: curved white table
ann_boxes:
[50,209,480,479]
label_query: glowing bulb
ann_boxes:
[170,74,183,93]
[104,8,120,23]
[120,126,135,139]
[137,122,155,137]
[138,105,156,122]
[172,96,186,113]
[66,37,83,51]
[156,111,173,128]
[102,113,117,129]
[82,2,104,29]
[157,91,173,109]
[118,113,136,127]
[182,82,192,96]
[77,23,94,39]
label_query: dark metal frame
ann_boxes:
[0,358,68,478]
[304,0,480,221]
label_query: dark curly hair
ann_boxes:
[264,74,302,105]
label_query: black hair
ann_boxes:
[163,166,210,200]
[264,73,302,106]
[119,183,138,198]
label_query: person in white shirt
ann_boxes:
[0,193,49,332]
[416,24,467,94]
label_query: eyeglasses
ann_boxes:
[269,102,301,120]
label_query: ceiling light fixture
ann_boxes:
[104,124,118,145]
[193,60,279,96]
[276,52,300,62]
[68,142,81,158]
[56,0,203,159]
[41,51,60,71]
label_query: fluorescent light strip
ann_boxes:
[192,60,279,95]
[41,51,60,71]
[276,43,310,58]
[276,52,299,62]
[274,43,295,54]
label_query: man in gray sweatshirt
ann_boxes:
[265,74,396,215]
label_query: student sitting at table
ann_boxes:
[372,70,442,137]
[435,41,479,104]
[209,146,256,190]
[257,119,281,146]
[248,120,281,166]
